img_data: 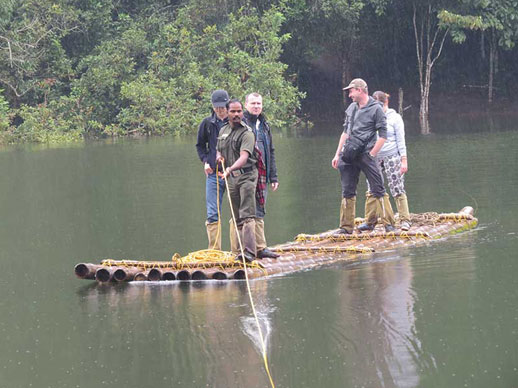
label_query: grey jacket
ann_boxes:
[343,97,387,152]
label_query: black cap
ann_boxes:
[211,89,229,108]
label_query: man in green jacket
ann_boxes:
[217,99,258,262]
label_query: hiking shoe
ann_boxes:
[358,222,375,232]
[257,248,279,259]
[335,228,353,235]
[400,221,411,231]
[235,252,255,263]
[385,224,396,233]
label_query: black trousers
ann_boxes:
[338,152,386,198]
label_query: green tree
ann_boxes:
[117,2,303,135]
[11,102,83,143]
[385,0,483,134]
[282,0,365,110]
[438,0,518,103]
[0,0,78,106]
[67,20,151,133]
[0,88,10,138]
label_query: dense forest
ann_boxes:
[1,0,518,143]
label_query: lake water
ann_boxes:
[1,122,517,388]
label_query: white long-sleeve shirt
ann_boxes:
[377,108,407,159]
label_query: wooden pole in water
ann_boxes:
[95,267,118,283]
[75,263,101,279]
[113,267,141,282]
[147,268,163,281]
[134,270,150,281]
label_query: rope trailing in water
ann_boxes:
[221,160,276,388]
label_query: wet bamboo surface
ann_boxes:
[74,207,478,283]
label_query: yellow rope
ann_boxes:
[295,231,431,243]
[438,213,474,222]
[100,251,265,270]
[221,160,276,388]
[273,246,374,254]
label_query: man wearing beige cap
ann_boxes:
[331,78,395,234]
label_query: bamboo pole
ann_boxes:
[75,263,101,279]
[113,267,141,282]
[134,270,150,281]
[95,267,118,283]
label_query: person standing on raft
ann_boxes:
[241,92,280,259]
[216,99,258,262]
[331,78,395,234]
[367,91,412,231]
[195,89,230,250]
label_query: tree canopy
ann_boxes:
[1,0,518,143]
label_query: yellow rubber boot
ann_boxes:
[339,197,356,233]
[206,221,221,251]
[395,193,410,222]
[241,218,257,257]
[382,193,396,226]
[255,218,267,252]
[229,219,240,255]
[364,192,378,225]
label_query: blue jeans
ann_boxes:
[206,173,226,223]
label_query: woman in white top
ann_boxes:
[370,91,411,230]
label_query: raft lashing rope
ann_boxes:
[74,207,477,283]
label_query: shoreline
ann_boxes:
[2,92,517,146]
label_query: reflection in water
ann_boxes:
[328,237,478,388]
[71,244,482,388]
[373,258,422,388]
[336,257,422,388]
[76,280,274,387]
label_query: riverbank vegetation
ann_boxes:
[1,0,518,143]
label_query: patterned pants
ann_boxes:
[367,153,406,197]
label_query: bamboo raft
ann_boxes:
[74,206,477,283]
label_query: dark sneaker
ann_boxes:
[385,224,396,233]
[400,221,411,231]
[358,222,375,232]
[235,252,255,263]
[257,248,279,259]
[335,228,353,235]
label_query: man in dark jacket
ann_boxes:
[239,92,279,259]
[331,79,395,234]
[195,89,229,250]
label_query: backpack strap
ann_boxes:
[347,104,359,137]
